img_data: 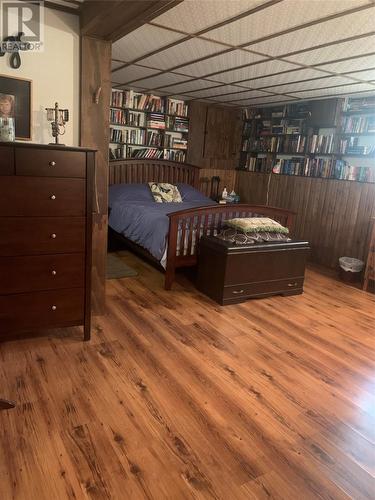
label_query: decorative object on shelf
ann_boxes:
[210,176,220,200]
[45,102,69,145]
[0,93,15,141]
[0,32,30,69]
[0,74,31,140]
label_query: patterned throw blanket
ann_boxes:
[217,217,291,244]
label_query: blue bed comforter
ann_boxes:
[109,199,214,262]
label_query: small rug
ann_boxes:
[106,252,138,279]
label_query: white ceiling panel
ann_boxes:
[159,79,224,94]
[264,75,355,93]
[205,0,369,47]
[211,89,273,102]
[129,72,190,89]
[234,95,298,105]
[112,60,125,71]
[284,35,375,66]
[176,49,267,77]
[138,39,224,70]
[212,59,300,83]
[185,84,251,99]
[291,83,375,99]
[347,68,375,81]
[112,65,160,84]
[248,9,375,57]
[317,54,375,73]
[152,0,267,33]
[239,68,332,88]
[112,25,185,62]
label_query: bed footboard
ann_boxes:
[164,204,295,290]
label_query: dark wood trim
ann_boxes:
[84,151,95,341]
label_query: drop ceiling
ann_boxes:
[111,0,375,107]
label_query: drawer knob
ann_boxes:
[232,289,244,294]
[288,282,298,287]
[51,270,57,276]
[51,305,57,311]
[51,233,57,239]
[50,194,56,200]
[49,161,56,167]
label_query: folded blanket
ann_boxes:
[226,217,289,234]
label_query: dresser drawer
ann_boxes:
[16,148,86,178]
[0,288,84,331]
[0,217,85,256]
[0,254,85,294]
[0,177,85,216]
[0,146,14,175]
[223,277,304,301]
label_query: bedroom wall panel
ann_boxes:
[236,171,375,268]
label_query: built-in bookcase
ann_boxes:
[109,89,189,162]
[240,96,375,183]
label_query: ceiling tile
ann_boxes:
[152,0,267,33]
[248,8,375,56]
[112,25,185,62]
[184,84,251,99]
[176,48,267,78]
[291,83,375,99]
[347,68,375,81]
[137,38,225,70]
[317,54,375,73]
[284,34,375,65]
[158,79,224,94]
[235,95,298,105]
[212,59,300,83]
[205,0,369,46]
[211,89,273,102]
[239,68,332,88]
[264,75,355,93]
[111,65,160,84]
[129,72,191,90]
[112,60,125,71]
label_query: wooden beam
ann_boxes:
[81,0,182,41]
[80,36,111,314]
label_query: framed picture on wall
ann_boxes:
[0,75,32,140]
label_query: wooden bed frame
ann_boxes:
[109,159,295,289]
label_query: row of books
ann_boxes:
[339,138,375,156]
[110,127,146,145]
[163,135,187,149]
[244,135,306,153]
[341,116,375,134]
[167,116,189,132]
[308,134,335,154]
[243,103,311,121]
[343,96,375,112]
[244,156,269,173]
[270,157,375,182]
[147,113,165,129]
[109,146,186,162]
[167,99,188,117]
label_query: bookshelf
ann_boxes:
[109,89,189,162]
[239,97,375,183]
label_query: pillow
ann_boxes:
[109,183,154,207]
[149,182,182,203]
[176,183,212,202]
[226,217,289,234]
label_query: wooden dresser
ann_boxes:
[197,236,310,305]
[0,142,95,340]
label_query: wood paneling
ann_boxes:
[187,101,241,197]
[236,171,375,268]
[0,251,374,498]
[80,36,112,314]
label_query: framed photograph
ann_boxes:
[0,75,32,140]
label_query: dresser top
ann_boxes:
[0,141,96,153]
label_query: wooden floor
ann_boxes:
[0,252,374,499]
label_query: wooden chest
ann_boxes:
[0,143,95,340]
[197,236,310,305]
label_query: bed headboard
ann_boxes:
[108,159,201,188]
